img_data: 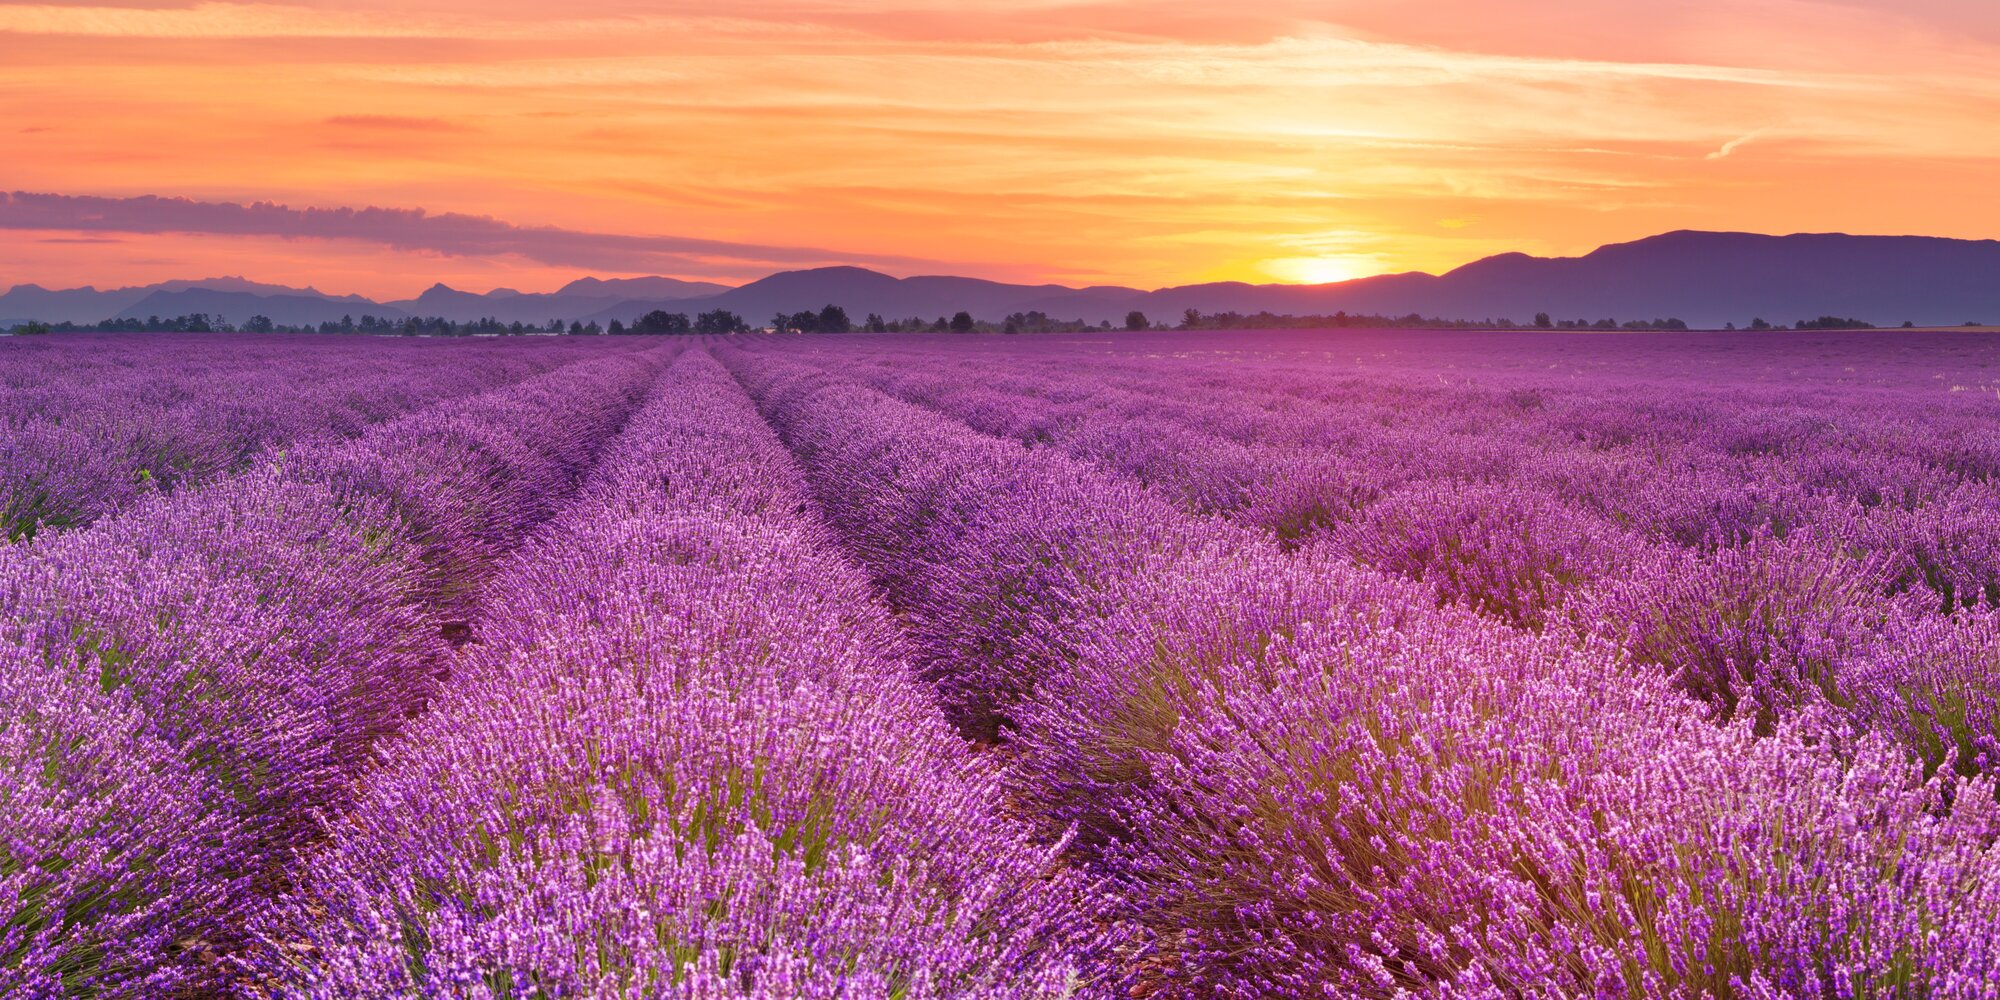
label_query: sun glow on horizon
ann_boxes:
[1262,255,1383,286]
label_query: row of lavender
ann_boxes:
[724,345,2000,998]
[802,337,2000,778]
[0,346,669,996]
[0,335,638,542]
[245,350,1113,997]
[820,335,2000,595]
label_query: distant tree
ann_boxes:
[1533,312,1552,329]
[1000,310,1068,334]
[243,315,275,334]
[1619,318,1689,331]
[634,310,692,334]
[1902,320,1915,329]
[776,311,818,333]
[1748,318,1773,331]
[817,304,851,334]
[1125,310,1149,331]
[607,319,627,335]
[1794,316,1873,331]
[865,312,888,333]
[568,321,586,336]
[10,320,50,336]
[1725,322,1737,331]
[950,311,975,333]
[695,309,747,334]
[1182,308,1202,329]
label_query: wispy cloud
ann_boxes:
[1707,127,1773,160]
[0,191,944,273]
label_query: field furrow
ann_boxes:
[724,342,2000,998]
[245,348,1120,997]
[783,342,2000,780]
[0,335,646,542]
[0,346,672,995]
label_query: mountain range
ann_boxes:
[6,231,1999,330]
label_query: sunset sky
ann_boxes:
[3,0,1998,298]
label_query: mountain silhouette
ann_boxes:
[7,232,2000,329]
[583,232,2000,329]
[581,266,1140,327]
[383,276,731,324]
[1167,230,2000,327]
[112,289,414,327]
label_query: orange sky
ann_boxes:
[3,0,1998,298]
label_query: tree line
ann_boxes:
[5,307,1970,337]
[5,310,755,337]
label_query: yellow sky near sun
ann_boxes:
[2,0,1998,297]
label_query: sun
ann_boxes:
[1263,255,1372,286]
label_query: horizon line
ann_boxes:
[5,226,1992,303]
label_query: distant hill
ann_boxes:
[149,276,376,303]
[577,232,2000,330]
[113,289,413,327]
[383,276,731,324]
[554,276,729,300]
[1129,231,2000,329]
[579,266,1144,328]
[0,282,181,326]
[0,273,735,328]
[0,277,376,326]
[8,232,2000,330]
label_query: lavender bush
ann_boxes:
[726,337,2000,996]
[0,347,668,993]
[254,351,1113,997]
[0,334,635,541]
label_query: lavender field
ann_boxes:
[6,329,2000,998]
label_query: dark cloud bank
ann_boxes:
[0,190,935,276]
